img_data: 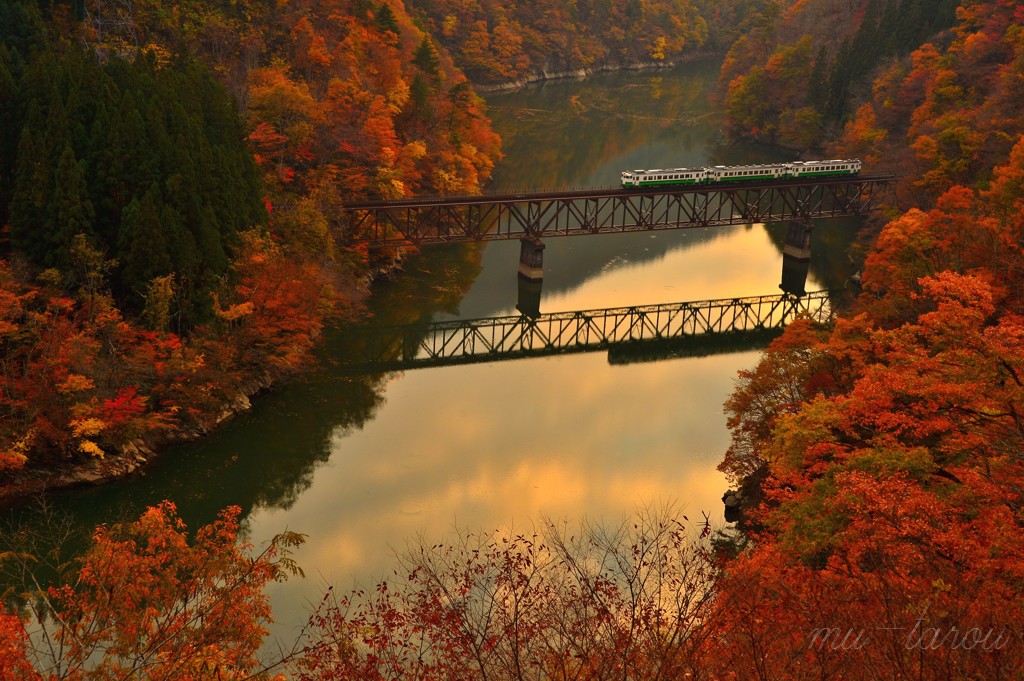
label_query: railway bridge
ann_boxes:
[340,174,892,316]
[336,290,834,374]
[340,175,894,245]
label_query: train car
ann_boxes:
[620,159,862,188]
[620,167,708,188]
[786,159,862,177]
[708,163,789,183]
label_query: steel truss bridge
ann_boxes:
[341,176,895,244]
[339,290,833,373]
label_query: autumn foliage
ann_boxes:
[0,0,501,481]
[721,0,959,147]
[405,0,712,85]
[1,501,304,679]
[839,0,1024,202]
[710,111,1024,680]
[298,508,719,680]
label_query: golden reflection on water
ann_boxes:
[543,225,784,311]
[251,225,819,640]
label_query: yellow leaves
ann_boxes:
[385,78,410,114]
[442,15,458,38]
[212,292,256,323]
[650,36,667,61]
[58,374,95,395]
[433,168,464,194]
[78,440,105,459]
[0,428,34,471]
[71,418,106,438]
[404,140,427,160]
[247,63,319,143]
[219,302,256,321]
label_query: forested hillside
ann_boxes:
[721,0,958,147]
[405,0,778,85]
[0,0,499,482]
[709,0,1024,676]
[2,0,1024,676]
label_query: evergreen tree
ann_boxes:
[807,46,828,113]
[823,40,853,123]
[161,203,200,329]
[892,0,924,55]
[1,40,264,328]
[8,125,49,261]
[118,186,171,299]
[374,4,399,37]
[408,73,432,120]
[0,49,19,229]
[0,0,44,58]
[46,145,95,269]
[413,36,440,77]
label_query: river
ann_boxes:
[4,59,857,650]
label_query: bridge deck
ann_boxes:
[340,176,896,244]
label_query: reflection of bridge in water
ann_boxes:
[339,290,833,374]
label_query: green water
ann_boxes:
[4,59,858,648]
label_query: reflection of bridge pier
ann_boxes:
[780,220,812,297]
[516,236,545,318]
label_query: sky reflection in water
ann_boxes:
[245,63,846,641]
[250,221,813,641]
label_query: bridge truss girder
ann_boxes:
[342,290,833,373]
[341,178,894,244]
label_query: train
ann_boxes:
[620,159,862,188]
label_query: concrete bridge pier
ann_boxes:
[780,221,812,296]
[518,236,545,280]
[516,236,548,315]
[516,237,545,318]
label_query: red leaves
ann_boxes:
[100,386,147,427]
[0,613,36,681]
[299,509,717,680]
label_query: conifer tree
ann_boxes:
[119,186,171,299]
[413,36,440,77]
[374,3,399,38]
[46,145,95,268]
[8,126,49,260]
[0,50,18,226]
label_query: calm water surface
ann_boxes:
[9,60,857,646]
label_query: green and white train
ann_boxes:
[620,159,862,188]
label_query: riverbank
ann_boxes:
[0,370,282,505]
[474,60,678,92]
[0,57,729,507]
[473,51,719,92]
[0,259,388,507]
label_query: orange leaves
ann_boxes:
[10,502,306,679]
[720,316,832,484]
[0,614,36,681]
[212,232,334,373]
